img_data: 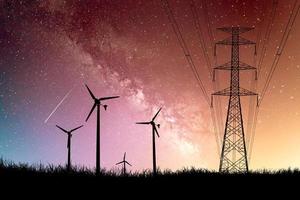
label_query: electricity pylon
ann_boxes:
[212,27,258,173]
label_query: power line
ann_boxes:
[202,0,215,47]
[259,0,300,106]
[214,76,224,146]
[246,0,268,154]
[190,0,224,151]
[190,0,213,77]
[197,0,225,146]
[249,0,300,163]
[255,0,269,54]
[203,0,225,146]
[246,68,258,151]
[161,0,211,106]
[257,0,279,78]
[212,50,224,149]
[190,0,222,138]
[248,108,259,163]
[249,0,299,162]
[210,106,221,157]
[162,0,223,155]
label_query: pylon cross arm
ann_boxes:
[215,36,255,46]
[214,61,256,70]
[212,87,257,96]
[217,27,254,34]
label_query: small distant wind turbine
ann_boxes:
[56,124,83,171]
[136,108,162,175]
[85,84,120,175]
[116,152,132,175]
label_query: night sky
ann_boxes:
[0,0,300,171]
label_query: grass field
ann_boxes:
[1,159,299,194]
[1,159,300,178]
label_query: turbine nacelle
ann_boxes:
[116,152,132,167]
[94,98,101,104]
[56,125,83,135]
[85,84,119,122]
[93,99,108,111]
[136,107,162,138]
[56,125,83,149]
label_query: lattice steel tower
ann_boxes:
[212,27,258,173]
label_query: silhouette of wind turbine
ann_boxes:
[85,84,120,175]
[116,152,132,175]
[56,124,83,171]
[136,108,162,175]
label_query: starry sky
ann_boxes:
[0,0,300,171]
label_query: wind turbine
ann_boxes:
[56,124,83,171]
[85,84,120,175]
[116,152,132,175]
[136,108,162,175]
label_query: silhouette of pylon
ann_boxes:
[212,27,258,173]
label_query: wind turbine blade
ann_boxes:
[86,103,96,122]
[70,125,84,133]
[99,96,120,101]
[123,152,126,161]
[154,126,160,137]
[136,122,150,125]
[125,161,132,166]
[116,161,123,165]
[85,84,96,100]
[152,107,162,121]
[56,125,68,133]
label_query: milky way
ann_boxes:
[0,0,300,171]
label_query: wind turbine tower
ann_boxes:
[56,125,83,171]
[116,152,132,175]
[136,108,162,175]
[85,84,120,175]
